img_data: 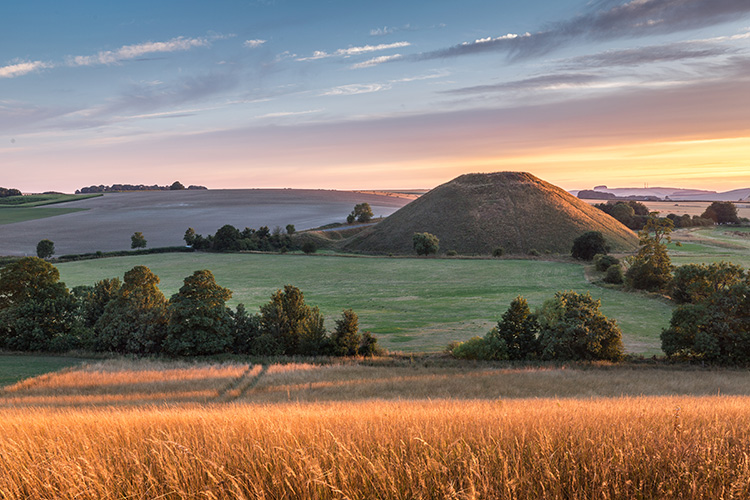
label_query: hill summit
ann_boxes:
[345,172,638,255]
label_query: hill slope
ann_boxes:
[345,172,638,255]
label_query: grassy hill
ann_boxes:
[345,172,638,255]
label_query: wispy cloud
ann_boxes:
[0,60,50,78]
[559,41,735,69]
[350,54,404,69]
[68,36,214,66]
[369,23,446,36]
[244,39,267,48]
[297,42,410,61]
[414,0,750,61]
[320,83,390,96]
[442,73,603,95]
[256,109,322,119]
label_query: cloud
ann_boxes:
[68,36,212,66]
[0,60,50,78]
[320,83,390,96]
[297,42,410,61]
[443,74,604,95]
[350,54,404,69]
[256,109,323,119]
[369,23,445,37]
[414,0,750,61]
[244,39,267,48]
[560,41,735,69]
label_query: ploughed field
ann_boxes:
[56,253,673,354]
[2,358,750,499]
[0,189,411,256]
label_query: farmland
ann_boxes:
[56,253,673,354]
[2,358,750,499]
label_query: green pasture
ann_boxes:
[0,354,90,387]
[670,227,750,268]
[0,193,101,207]
[0,207,88,225]
[56,254,672,354]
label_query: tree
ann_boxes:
[184,228,196,246]
[94,266,168,354]
[670,262,745,305]
[302,241,317,254]
[213,224,242,252]
[491,296,540,360]
[349,203,374,223]
[701,201,739,224]
[625,215,673,292]
[259,285,328,355]
[73,277,122,329]
[286,224,296,235]
[164,270,234,356]
[0,257,82,351]
[170,181,185,190]
[231,303,265,354]
[571,231,608,261]
[413,232,439,256]
[331,309,360,356]
[131,232,147,249]
[536,291,623,361]
[36,239,55,259]
[609,203,635,227]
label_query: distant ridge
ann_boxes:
[345,172,638,255]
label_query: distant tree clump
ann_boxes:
[131,232,147,249]
[169,181,186,190]
[701,201,740,225]
[164,270,234,356]
[348,203,374,223]
[594,201,649,230]
[625,215,673,292]
[413,232,440,256]
[0,187,22,198]
[571,231,608,261]
[36,239,55,259]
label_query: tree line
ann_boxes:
[594,200,742,230]
[0,257,380,357]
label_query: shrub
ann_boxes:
[527,249,540,257]
[36,239,55,259]
[571,231,608,261]
[603,265,624,284]
[302,241,317,254]
[451,336,493,360]
[492,247,504,257]
[537,291,623,361]
[594,254,620,272]
[413,232,439,256]
[446,250,458,256]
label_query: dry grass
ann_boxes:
[1,397,750,499]
[3,359,750,498]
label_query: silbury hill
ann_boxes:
[345,172,639,255]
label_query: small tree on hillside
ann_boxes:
[36,239,55,259]
[131,232,147,249]
[413,232,439,256]
[164,270,234,356]
[625,215,673,292]
[349,203,374,223]
[571,231,608,261]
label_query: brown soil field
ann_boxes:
[0,189,411,256]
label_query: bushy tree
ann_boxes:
[350,203,373,223]
[594,254,620,272]
[701,201,739,225]
[302,241,317,254]
[213,224,242,252]
[413,232,439,256]
[571,231,608,261]
[286,224,296,235]
[491,296,539,360]
[36,239,55,259]
[625,215,673,292]
[73,278,122,329]
[94,266,168,354]
[170,181,185,190]
[331,309,360,356]
[184,227,196,246]
[0,257,81,351]
[230,303,265,354]
[164,270,234,356]
[670,262,745,305]
[536,291,623,361]
[259,285,328,355]
[661,279,750,365]
[603,265,624,284]
[131,232,147,249]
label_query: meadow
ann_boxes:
[670,226,750,268]
[2,358,750,499]
[56,253,673,354]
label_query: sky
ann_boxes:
[2,0,750,193]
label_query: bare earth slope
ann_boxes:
[346,172,638,255]
[0,189,410,256]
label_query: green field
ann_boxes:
[0,207,89,225]
[670,226,750,268]
[0,193,101,207]
[0,354,90,386]
[56,253,672,354]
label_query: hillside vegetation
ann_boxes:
[345,172,638,255]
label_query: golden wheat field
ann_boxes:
[2,359,750,499]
